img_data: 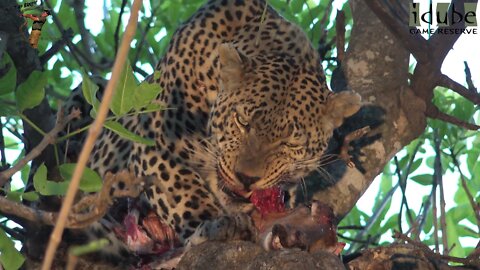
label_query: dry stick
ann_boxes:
[40,1,143,269]
[0,195,58,226]
[0,108,80,187]
[0,171,144,229]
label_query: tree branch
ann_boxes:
[438,74,480,105]
[449,149,480,232]
[0,108,80,187]
[0,171,146,229]
[39,28,74,66]
[364,0,430,63]
[394,232,480,267]
[426,104,480,130]
[429,0,478,66]
[114,0,128,54]
[464,61,477,92]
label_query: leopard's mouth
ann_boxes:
[217,164,252,200]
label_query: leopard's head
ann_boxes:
[209,43,361,198]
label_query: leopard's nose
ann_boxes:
[235,172,260,190]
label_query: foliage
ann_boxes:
[0,0,478,269]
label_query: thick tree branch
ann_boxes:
[364,0,430,63]
[429,0,478,66]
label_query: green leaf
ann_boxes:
[0,100,17,116]
[81,71,100,111]
[69,239,109,256]
[408,158,422,174]
[290,0,304,14]
[133,80,162,110]
[0,54,17,96]
[111,60,137,116]
[446,213,465,258]
[5,190,22,202]
[22,191,39,201]
[59,164,102,193]
[3,136,20,149]
[410,174,432,186]
[0,228,25,270]
[104,120,155,146]
[33,164,69,196]
[15,71,47,111]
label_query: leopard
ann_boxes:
[69,0,361,256]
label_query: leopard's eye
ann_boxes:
[285,142,303,151]
[234,112,249,130]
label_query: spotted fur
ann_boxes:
[79,0,361,249]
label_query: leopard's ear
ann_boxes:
[325,91,362,128]
[218,43,250,90]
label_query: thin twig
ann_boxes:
[41,1,142,268]
[132,5,159,67]
[394,141,422,233]
[349,182,400,252]
[433,129,449,255]
[114,0,128,54]
[438,74,480,105]
[72,0,96,57]
[39,28,74,66]
[414,183,435,240]
[0,171,146,229]
[394,232,480,267]
[0,119,7,168]
[464,62,477,92]
[449,148,480,232]
[0,223,24,241]
[44,0,111,74]
[426,104,480,130]
[0,108,80,187]
[393,157,412,233]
